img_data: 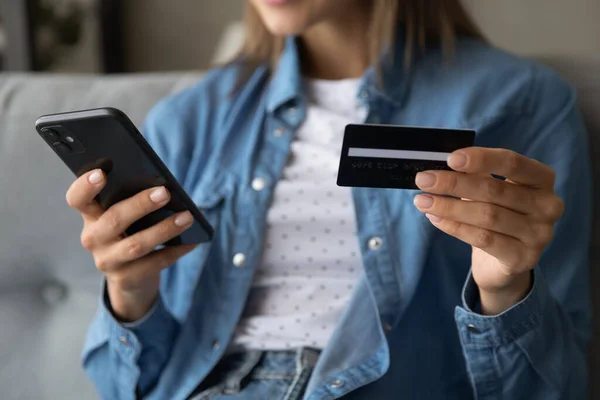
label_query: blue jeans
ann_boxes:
[189,348,320,400]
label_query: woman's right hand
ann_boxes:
[66,169,198,322]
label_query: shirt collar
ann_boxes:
[266,36,304,113]
[266,30,408,114]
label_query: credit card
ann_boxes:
[336,124,475,189]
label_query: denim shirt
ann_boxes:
[82,36,592,400]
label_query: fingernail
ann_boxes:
[175,211,193,227]
[447,152,467,169]
[415,172,436,188]
[426,213,443,223]
[150,187,169,203]
[414,195,434,209]
[88,170,103,184]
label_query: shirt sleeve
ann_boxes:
[81,284,180,400]
[454,67,592,399]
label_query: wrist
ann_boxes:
[478,271,533,316]
[107,283,159,323]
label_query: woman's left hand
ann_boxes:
[413,147,565,315]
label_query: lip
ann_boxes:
[262,0,294,6]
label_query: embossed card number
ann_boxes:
[337,124,475,190]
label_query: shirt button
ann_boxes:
[274,127,286,137]
[383,323,393,333]
[329,379,344,389]
[212,340,220,351]
[467,324,481,334]
[119,336,129,346]
[288,106,297,115]
[251,177,266,191]
[233,253,246,268]
[368,236,383,251]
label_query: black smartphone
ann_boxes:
[35,107,213,246]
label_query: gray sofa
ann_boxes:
[0,58,598,399]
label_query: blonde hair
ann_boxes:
[237,0,483,79]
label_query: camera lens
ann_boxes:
[53,142,72,155]
[41,128,60,142]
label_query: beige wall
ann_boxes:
[463,0,600,59]
[123,0,599,72]
[124,0,242,72]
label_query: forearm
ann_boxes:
[456,269,588,399]
[479,270,532,316]
[107,278,160,322]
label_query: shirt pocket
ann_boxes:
[196,191,225,229]
[190,173,235,236]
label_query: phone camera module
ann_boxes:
[41,128,60,142]
[53,142,72,155]
[43,126,85,154]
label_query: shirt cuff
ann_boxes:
[101,283,178,364]
[455,268,545,347]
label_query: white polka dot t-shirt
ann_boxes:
[230,77,367,351]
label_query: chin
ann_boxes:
[262,16,311,36]
[250,0,317,36]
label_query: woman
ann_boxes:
[69,0,591,399]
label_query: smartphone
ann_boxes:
[35,107,213,246]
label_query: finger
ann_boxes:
[447,147,555,189]
[425,215,535,273]
[134,243,198,275]
[65,169,106,220]
[415,171,557,216]
[98,211,194,268]
[103,244,199,287]
[91,186,171,244]
[413,194,533,241]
